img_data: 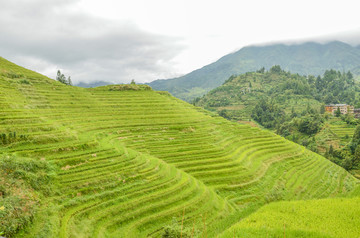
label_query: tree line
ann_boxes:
[56,70,72,85]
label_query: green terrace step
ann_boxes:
[0,70,359,238]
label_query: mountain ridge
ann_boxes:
[148,41,360,101]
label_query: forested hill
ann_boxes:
[194,66,359,121]
[148,41,360,101]
[194,66,360,173]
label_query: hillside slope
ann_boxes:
[194,67,360,173]
[148,41,360,101]
[0,57,359,237]
[195,67,359,121]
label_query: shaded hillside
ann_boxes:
[149,41,360,101]
[0,58,359,237]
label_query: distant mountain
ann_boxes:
[76,81,113,88]
[148,41,360,101]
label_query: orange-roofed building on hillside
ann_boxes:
[325,104,354,115]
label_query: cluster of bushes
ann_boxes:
[0,70,25,79]
[0,132,28,145]
[56,70,72,86]
[161,217,197,238]
[277,113,324,137]
[328,125,360,170]
[0,155,55,237]
[108,84,152,91]
[251,99,285,129]
[341,113,360,126]
[249,96,334,155]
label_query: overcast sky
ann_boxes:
[1,0,360,84]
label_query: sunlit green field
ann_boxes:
[0,57,359,237]
[221,196,360,238]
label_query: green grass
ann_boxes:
[0,57,359,237]
[220,197,360,238]
[327,118,356,144]
[0,154,55,237]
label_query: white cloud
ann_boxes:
[0,0,184,84]
[1,0,359,84]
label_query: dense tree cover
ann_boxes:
[316,69,356,104]
[297,114,324,135]
[251,99,285,128]
[342,113,360,125]
[275,67,356,105]
[196,65,359,125]
[196,66,359,116]
[327,124,360,170]
[275,105,325,151]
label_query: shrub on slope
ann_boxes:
[0,155,55,237]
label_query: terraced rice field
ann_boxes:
[328,119,356,143]
[1,58,359,237]
[220,196,360,238]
